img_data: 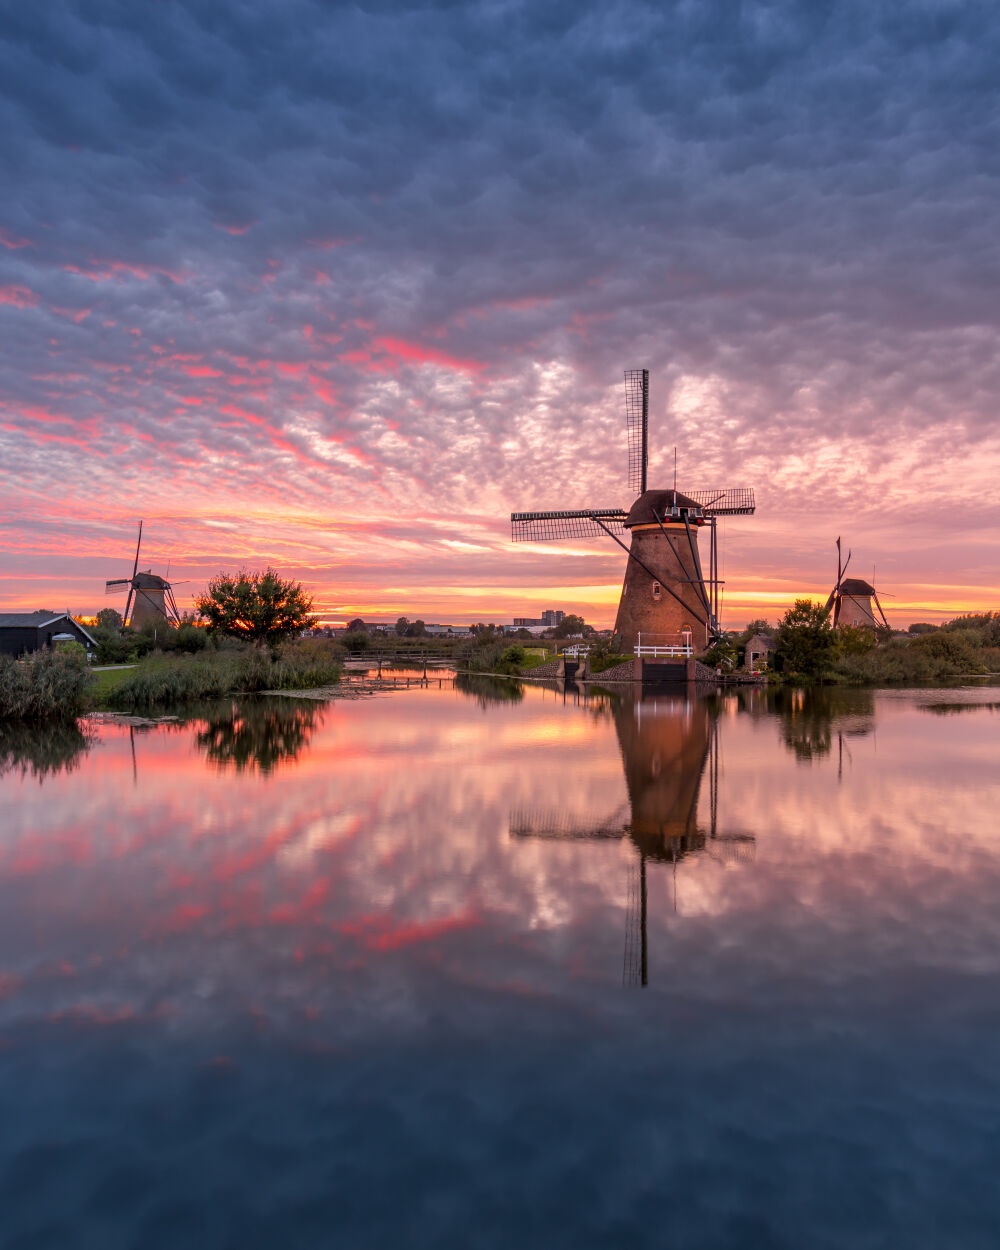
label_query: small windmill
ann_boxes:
[825,537,890,630]
[105,520,181,628]
[511,370,755,651]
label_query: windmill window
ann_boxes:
[652,581,661,600]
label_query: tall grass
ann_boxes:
[107,640,342,712]
[0,649,94,722]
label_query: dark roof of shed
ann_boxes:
[0,610,68,627]
[0,612,97,644]
[745,633,775,650]
[839,578,876,597]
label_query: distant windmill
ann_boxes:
[511,370,755,651]
[825,537,890,630]
[105,520,181,628]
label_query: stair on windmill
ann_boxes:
[511,369,755,675]
[105,520,182,629]
[825,538,890,630]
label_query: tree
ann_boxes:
[395,616,409,637]
[551,614,586,639]
[196,568,313,646]
[95,607,124,632]
[743,617,771,638]
[405,619,427,638]
[346,618,367,633]
[774,599,838,678]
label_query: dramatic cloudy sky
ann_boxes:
[2,0,999,627]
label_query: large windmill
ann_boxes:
[825,537,890,630]
[105,520,181,629]
[511,370,755,651]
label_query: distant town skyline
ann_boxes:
[3,3,999,629]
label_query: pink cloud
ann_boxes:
[0,284,39,307]
[374,336,486,374]
[214,221,255,235]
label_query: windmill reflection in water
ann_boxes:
[510,694,755,987]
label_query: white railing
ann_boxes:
[560,645,590,658]
[636,631,692,658]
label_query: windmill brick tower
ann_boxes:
[511,370,755,652]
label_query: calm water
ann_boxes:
[2,679,1000,1249]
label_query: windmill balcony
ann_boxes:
[635,632,694,658]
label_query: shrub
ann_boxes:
[0,648,95,722]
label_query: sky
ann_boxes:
[2,0,999,629]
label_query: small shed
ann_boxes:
[0,612,97,658]
[744,633,774,672]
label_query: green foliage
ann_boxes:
[95,607,123,631]
[107,639,342,712]
[702,639,738,671]
[196,568,313,645]
[940,612,1000,646]
[405,619,427,638]
[774,599,839,679]
[907,622,939,635]
[342,630,370,651]
[394,616,409,636]
[743,618,771,638]
[93,629,153,664]
[0,648,95,722]
[551,614,587,638]
[836,624,877,657]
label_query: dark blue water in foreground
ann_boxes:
[2,680,1000,1248]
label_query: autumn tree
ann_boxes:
[196,568,313,646]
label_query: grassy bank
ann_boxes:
[104,639,343,712]
[0,639,344,722]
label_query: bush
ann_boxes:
[268,638,343,689]
[0,648,95,722]
[342,630,370,652]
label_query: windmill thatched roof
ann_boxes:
[839,578,876,597]
[625,489,703,527]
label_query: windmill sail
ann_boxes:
[511,509,628,542]
[624,368,648,495]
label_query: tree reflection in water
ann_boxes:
[771,686,875,761]
[0,719,94,781]
[195,698,326,774]
[454,673,525,707]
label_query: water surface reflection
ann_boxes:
[1,682,999,1248]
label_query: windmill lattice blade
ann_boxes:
[131,519,143,580]
[105,579,130,591]
[687,488,755,516]
[624,369,648,496]
[511,509,627,542]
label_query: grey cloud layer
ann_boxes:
[2,0,998,604]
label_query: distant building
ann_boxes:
[0,612,97,658]
[514,610,566,627]
[744,633,775,672]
